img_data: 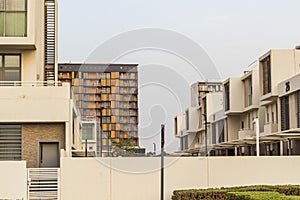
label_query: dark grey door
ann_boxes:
[39,142,59,168]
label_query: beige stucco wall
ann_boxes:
[0,161,27,200]
[60,157,300,200]
[0,83,71,122]
[271,50,300,96]
[224,78,244,114]
[207,92,223,121]
[22,123,65,168]
[208,157,300,187]
[227,115,240,141]
[259,50,300,98]
[175,114,186,137]
[251,70,260,108]
[187,107,199,131]
[229,78,244,113]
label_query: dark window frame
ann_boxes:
[296,91,300,128]
[224,83,230,111]
[280,96,290,131]
[0,0,27,37]
[0,54,21,81]
[262,55,271,95]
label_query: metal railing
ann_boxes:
[28,168,60,200]
[0,81,63,87]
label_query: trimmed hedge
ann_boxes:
[227,192,300,200]
[172,185,300,200]
[172,190,228,200]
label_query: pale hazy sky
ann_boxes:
[58,0,300,152]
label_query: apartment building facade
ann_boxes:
[259,48,300,156]
[216,70,264,156]
[175,47,300,156]
[175,81,223,155]
[0,0,82,168]
[58,63,139,157]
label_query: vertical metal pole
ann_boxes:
[85,139,88,157]
[108,133,110,157]
[100,109,103,157]
[204,114,208,157]
[161,124,165,200]
[254,118,260,156]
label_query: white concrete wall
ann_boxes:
[271,50,299,96]
[227,115,240,141]
[0,161,27,200]
[259,50,300,98]
[188,107,199,131]
[190,82,199,107]
[207,92,223,121]
[252,70,260,108]
[229,78,244,113]
[61,157,300,200]
[0,83,71,122]
[175,114,186,137]
[279,73,300,97]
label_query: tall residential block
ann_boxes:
[58,63,139,156]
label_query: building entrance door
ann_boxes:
[39,142,59,168]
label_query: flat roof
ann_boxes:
[58,63,138,73]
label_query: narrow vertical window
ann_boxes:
[296,91,300,128]
[262,56,271,95]
[280,96,290,131]
[224,83,230,111]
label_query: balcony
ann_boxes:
[0,81,71,122]
[0,37,36,50]
[263,122,278,135]
[238,129,255,140]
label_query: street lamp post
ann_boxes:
[201,90,210,157]
[202,114,208,157]
[99,107,104,157]
[160,124,165,200]
[108,130,111,157]
[153,142,156,155]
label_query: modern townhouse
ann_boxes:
[175,47,300,157]
[216,69,265,156]
[174,81,223,155]
[259,47,300,155]
[0,0,82,169]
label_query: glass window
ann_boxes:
[5,55,20,67]
[5,0,26,11]
[0,55,21,81]
[82,123,95,141]
[0,0,4,10]
[0,0,27,37]
[5,69,20,81]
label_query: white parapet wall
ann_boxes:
[0,161,27,200]
[60,156,300,200]
[0,82,70,122]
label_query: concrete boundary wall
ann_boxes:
[60,157,300,200]
[0,161,27,200]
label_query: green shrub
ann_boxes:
[227,192,300,200]
[172,185,300,200]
